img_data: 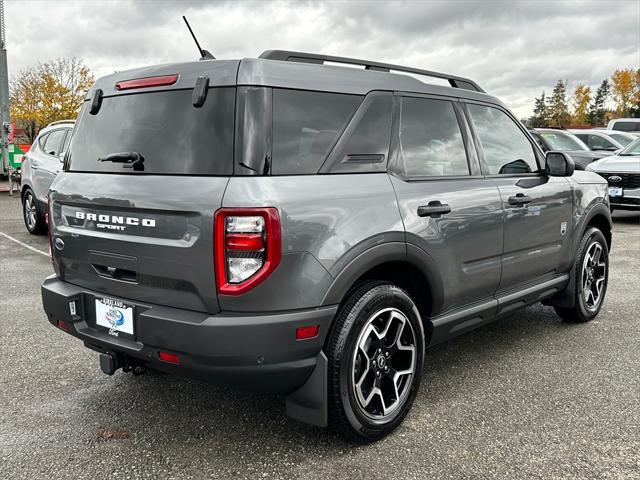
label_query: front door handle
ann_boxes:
[508,193,532,206]
[417,201,452,218]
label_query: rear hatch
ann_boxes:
[49,62,238,314]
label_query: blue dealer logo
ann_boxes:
[105,308,125,327]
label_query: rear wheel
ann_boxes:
[555,227,609,323]
[22,189,47,235]
[326,282,425,443]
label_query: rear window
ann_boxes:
[272,89,362,175]
[613,121,640,132]
[67,88,235,175]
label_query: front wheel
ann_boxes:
[555,227,609,323]
[22,189,47,235]
[326,282,425,443]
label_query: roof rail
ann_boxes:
[47,119,76,127]
[259,50,484,93]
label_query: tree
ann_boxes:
[571,84,591,125]
[10,58,93,143]
[529,92,548,127]
[547,79,571,127]
[588,79,610,127]
[611,68,638,117]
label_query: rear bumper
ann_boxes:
[41,275,337,394]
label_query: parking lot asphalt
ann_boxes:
[0,192,638,480]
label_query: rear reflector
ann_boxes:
[296,325,320,340]
[158,351,180,365]
[116,74,179,91]
[225,233,264,251]
[57,320,71,332]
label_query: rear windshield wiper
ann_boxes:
[98,152,145,171]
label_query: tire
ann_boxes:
[555,227,609,323]
[22,188,47,235]
[326,282,425,443]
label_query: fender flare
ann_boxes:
[320,241,445,316]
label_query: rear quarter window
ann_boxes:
[67,88,235,175]
[272,89,362,175]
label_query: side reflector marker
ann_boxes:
[296,325,320,340]
[158,351,180,365]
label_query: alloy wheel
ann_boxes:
[581,241,606,312]
[24,192,37,230]
[351,307,417,420]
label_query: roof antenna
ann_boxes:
[182,16,215,60]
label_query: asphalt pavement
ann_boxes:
[1,192,638,479]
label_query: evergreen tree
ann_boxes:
[547,80,571,127]
[529,92,548,127]
[588,79,610,126]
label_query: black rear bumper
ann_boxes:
[41,275,337,395]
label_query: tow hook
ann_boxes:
[99,353,146,376]
[99,353,118,375]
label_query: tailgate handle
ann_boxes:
[88,251,138,283]
[92,264,138,282]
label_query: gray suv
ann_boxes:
[41,51,613,443]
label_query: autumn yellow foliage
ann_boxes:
[10,58,94,143]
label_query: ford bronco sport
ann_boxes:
[42,50,612,443]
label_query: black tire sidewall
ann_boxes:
[22,189,44,234]
[331,284,425,441]
[575,228,609,320]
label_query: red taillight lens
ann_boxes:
[214,208,281,295]
[158,351,180,365]
[115,74,179,91]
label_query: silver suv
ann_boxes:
[20,120,75,233]
[41,51,613,443]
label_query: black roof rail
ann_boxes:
[259,50,484,93]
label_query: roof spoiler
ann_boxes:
[259,50,484,93]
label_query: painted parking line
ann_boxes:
[0,232,48,257]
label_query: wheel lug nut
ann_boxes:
[376,371,381,377]
[385,366,389,372]
[385,352,389,357]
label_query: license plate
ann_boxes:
[609,186,623,197]
[95,297,134,335]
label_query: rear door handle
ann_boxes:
[417,201,452,218]
[508,193,532,206]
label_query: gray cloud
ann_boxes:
[5,0,640,117]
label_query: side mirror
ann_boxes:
[546,151,575,177]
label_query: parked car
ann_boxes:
[569,129,632,152]
[587,137,640,211]
[41,50,612,443]
[607,118,640,135]
[529,128,611,169]
[606,130,637,147]
[20,120,75,234]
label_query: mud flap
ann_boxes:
[285,351,327,427]
[543,262,576,308]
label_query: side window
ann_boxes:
[42,129,66,157]
[574,133,589,145]
[589,135,615,151]
[272,89,362,175]
[37,132,50,151]
[613,122,637,132]
[399,97,469,177]
[62,129,72,154]
[467,104,538,175]
[324,92,393,173]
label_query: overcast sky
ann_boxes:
[5,0,640,117]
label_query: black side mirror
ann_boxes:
[546,151,575,177]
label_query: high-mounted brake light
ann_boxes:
[214,208,281,295]
[115,74,179,91]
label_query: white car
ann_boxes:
[20,120,75,234]
[587,137,640,211]
[570,129,635,152]
[607,118,640,136]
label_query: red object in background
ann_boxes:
[9,122,14,143]
[18,144,31,153]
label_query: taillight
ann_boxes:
[115,74,179,91]
[214,208,281,295]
